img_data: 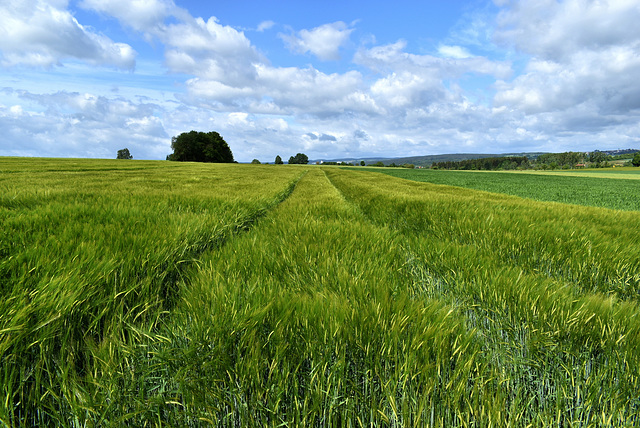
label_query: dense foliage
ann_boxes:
[116,148,133,159]
[2,158,640,426]
[168,130,234,163]
[432,155,529,170]
[288,152,309,164]
[427,150,639,170]
[536,151,584,168]
[275,155,283,164]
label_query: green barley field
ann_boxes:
[1,158,639,426]
[371,167,640,211]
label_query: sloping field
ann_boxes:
[371,167,640,211]
[1,159,639,426]
[506,168,640,180]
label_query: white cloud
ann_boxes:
[0,0,136,69]
[280,22,354,60]
[81,0,264,88]
[438,45,473,59]
[257,20,276,32]
[181,64,382,118]
[79,0,177,33]
[0,91,169,158]
[493,0,640,127]
[495,0,640,62]
[355,40,511,79]
[354,40,511,113]
[371,72,445,108]
[162,16,265,87]
[3,0,639,162]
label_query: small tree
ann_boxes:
[360,160,365,166]
[632,152,640,167]
[275,155,283,165]
[251,159,261,164]
[117,148,133,159]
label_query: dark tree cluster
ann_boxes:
[288,153,309,164]
[167,131,234,163]
[587,150,612,167]
[536,152,584,168]
[432,156,529,171]
[116,148,133,159]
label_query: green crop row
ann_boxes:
[369,168,640,211]
[326,168,640,426]
[0,160,303,426]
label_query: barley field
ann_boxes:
[371,167,640,211]
[1,158,639,426]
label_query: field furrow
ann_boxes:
[326,168,640,425]
[95,169,494,426]
[0,161,303,426]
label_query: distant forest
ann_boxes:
[432,156,529,171]
[430,150,640,171]
[325,149,639,170]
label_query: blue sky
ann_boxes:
[1,0,639,161]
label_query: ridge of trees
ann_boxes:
[431,150,640,171]
[432,156,529,171]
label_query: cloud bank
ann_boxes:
[1,0,639,161]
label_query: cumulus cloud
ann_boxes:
[493,0,640,131]
[257,20,276,32]
[182,64,381,118]
[79,0,177,34]
[355,40,511,79]
[0,0,136,69]
[305,132,337,141]
[3,0,639,162]
[494,0,640,62]
[0,90,168,158]
[280,22,354,60]
[355,40,511,111]
[438,45,473,59]
[154,15,266,92]
[81,0,264,87]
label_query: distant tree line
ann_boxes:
[432,156,529,171]
[430,150,640,170]
[364,161,415,168]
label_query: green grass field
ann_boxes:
[1,158,639,426]
[368,167,640,211]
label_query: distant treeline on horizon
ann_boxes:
[430,149,640,171]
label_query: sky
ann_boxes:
[1,0,640,162]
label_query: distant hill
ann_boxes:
[314,152,548,167]
[314,149,640,167]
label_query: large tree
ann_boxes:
[632,152,640,167]
[116,148,133,159]
[168,131,234,163]
[288,153,309,164]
